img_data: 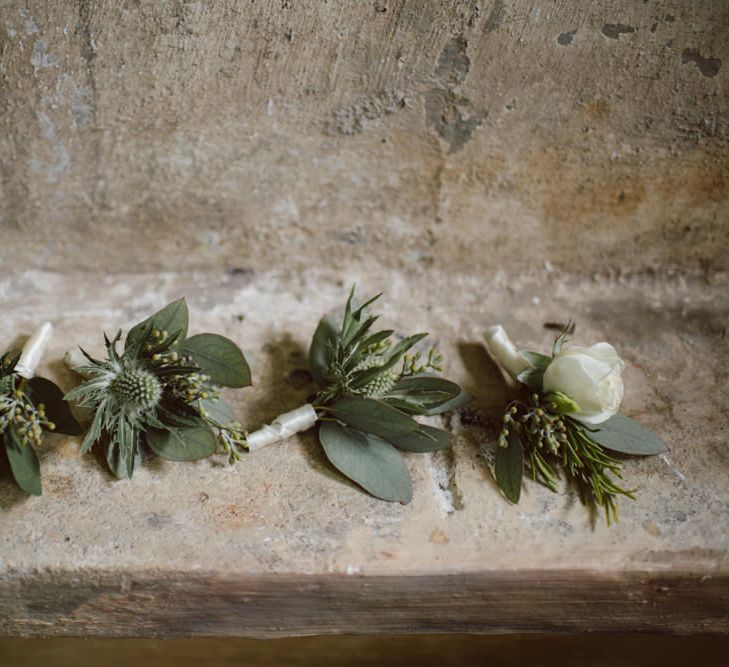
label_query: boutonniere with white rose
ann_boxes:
[1,324,82,495]
[245,287,468,503]
[484,324,667,524]
[64,299,251,479]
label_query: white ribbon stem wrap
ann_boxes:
[484,324,531,380]
[246,404,319,451]
[16,322,53,379]
[63,347,95,379]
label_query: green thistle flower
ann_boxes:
[65,298,252,479]
[109,367,162,411]
[65,327,211,478]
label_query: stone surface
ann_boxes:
[0,268,727,636]
[0,1,728,276]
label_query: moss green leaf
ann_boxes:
[181,333,251,388]
[319,421,412,503]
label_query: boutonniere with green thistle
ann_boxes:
[1,323,82,495]
[64,299,250,479]
[246,288,468,503]
[484,324,667,524]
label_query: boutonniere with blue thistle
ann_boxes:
[245,287,468,503]
[64,299,250,479]
[484,324,667,524]
[1,324,82,495]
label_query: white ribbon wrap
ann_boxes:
[484,324,531,380]
[246,404,318,451]
[16,322,53,379]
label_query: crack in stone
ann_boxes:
[429,447,464,514]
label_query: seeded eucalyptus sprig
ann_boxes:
[65,299,251,479]
[247,287,468,503]
[1,326,82,495]
[485,324,667,525]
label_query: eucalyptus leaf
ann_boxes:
[495,429,523,503]
[146,424,218,461]
[588,414,667,456]
[126,298,189,349]
[26,376,83,435]
[198,398,235,427]
[319,421,412,503]
[386,424,451,453]
[309,315,338,387]
[328,396,418,441]
[5,429,42,495]
[181,333,251,388]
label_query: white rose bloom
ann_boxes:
[484,325,531,380]
[543,342,624,425]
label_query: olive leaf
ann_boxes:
[126,298,189,349]
[386,376,463,415]
[181,333,251,388]
[26,376,83,435]
[4,429,42,496]
[588,414,668,456]
[495,429,523,503]
[319,421,412,503]
[146,424,219,461]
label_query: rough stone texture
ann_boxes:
[0,1,728,276]
[0,269,727,636]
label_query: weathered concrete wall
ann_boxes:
[1,1,727,275]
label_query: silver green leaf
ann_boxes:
[198,398,235,427]
[146,424,218,461]
[319,421,412,503]
[181,333,251,388]
[588,414,667,455]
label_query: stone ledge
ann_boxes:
[0,268,727,636]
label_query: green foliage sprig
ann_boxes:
[0,350,82,495]
[308,287,469,503]
[65,299,251,478]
